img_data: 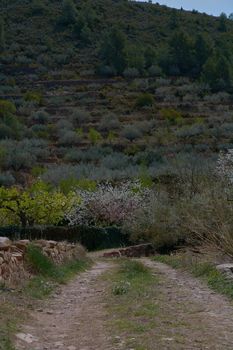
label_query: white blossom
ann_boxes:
[65,180,151,227]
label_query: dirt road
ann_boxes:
[14,258,233,350]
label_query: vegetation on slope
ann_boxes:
[1,1,233,254]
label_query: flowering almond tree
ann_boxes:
[66,181,151,227]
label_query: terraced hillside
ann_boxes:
[1,0,233,187]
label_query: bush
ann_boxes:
[135,93,154,108]
[160,108,183,125]
[70,109,90,126]
[148,65,162,77]
[121,125,142,141]
[123,68,140,78]
[24,91,43,105]
[32,110,49,124]
[123,192,183,251]
[99,114,120,131]
[88,128,102,144]
[0,100,16,118]
[58,130,81,145]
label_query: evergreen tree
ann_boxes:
[218,13,227,32]
[59,0,77,26]
[144,46,157,69]
[202,54,232,91]
[80,24,92,45]
[0,17,5,52]
[169,31,194,76]
[100,27,127,74]
[194,34,212,74]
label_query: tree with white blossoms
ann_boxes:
[65,181,151,227]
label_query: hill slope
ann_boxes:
[0,0,233,187]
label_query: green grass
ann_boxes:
[24,245,90,298]
[105,259,160,349]
[154,255,233,299]
[0,303,21,350]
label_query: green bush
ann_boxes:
[0,100,16,118]
[24,91,43,105]
[135,93,154,108]
[88,128,102,144]
[160,108,183,125]
[25,244,56,277]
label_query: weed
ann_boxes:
[112,280,131,295]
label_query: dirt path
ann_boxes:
[14,257,233,350]
[15,261,115,350]
[143,258,233,349]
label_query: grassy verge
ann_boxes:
[0,245,90,349]
[154,255,233,299]
[24,245,91,298]
[105,259,160,350]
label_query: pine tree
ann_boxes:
[60,0,77,26]
[202,54,232,91]
[100,27,127,74]
[194,34,212,74]
[218,13,227,32]
[0,17,5,52]
[169,31,194,75]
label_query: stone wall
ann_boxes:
[0,237,86,286]
[103,243,154,258]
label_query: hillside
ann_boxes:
[1,0,233,187]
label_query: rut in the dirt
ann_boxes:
[15,262,114,350]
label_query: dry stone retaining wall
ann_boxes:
[0,237,86,286]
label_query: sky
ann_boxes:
[147,1,232,16]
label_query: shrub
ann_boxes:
[32,110,49,124]
[59,177,96,194]
[160,108,183,125]
[101,153,131,170]
[70,109,90,126]
[0,100,16,118]
[88,128,102,144]
[0,124,15,139]
[123,68,140,78]
[58,130,81,146]
[176,124,205,138]
[0,172,15,186]
[56,119,73,132]
[24,91,43,105]
[123,192,183,251]
[121,125,142,141]
[99,114,120,131]
[148,65,162,77]
[135,93,154,108]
